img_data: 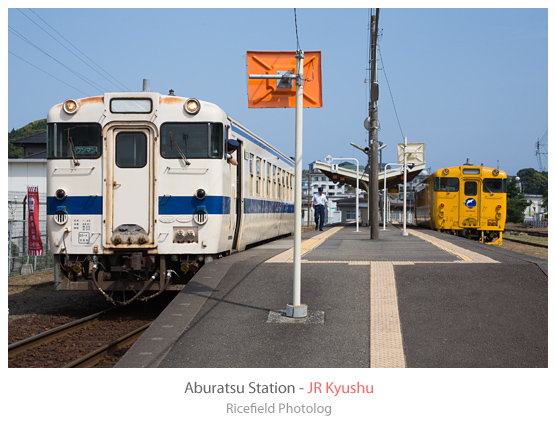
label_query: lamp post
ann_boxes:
[382,163,403,230]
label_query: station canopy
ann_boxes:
[312,160,426,192]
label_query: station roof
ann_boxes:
[313,160,426,191]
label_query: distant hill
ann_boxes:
[8,119,46,158]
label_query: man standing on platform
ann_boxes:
[311,187,328,231]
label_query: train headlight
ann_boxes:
[184,98,201,115]
[63,99,79,114]
[442,168,450,175]
[493,169,500,176]
[195,188,207,200]
[55,189,67,200]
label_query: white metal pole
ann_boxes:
[331,157,360,232]
[383,163,403,230]
[402,137,409,236]
[287,50,307,318]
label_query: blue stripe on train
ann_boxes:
[47,195,294,216]
[159,195,231,215]
[47,196,103,215]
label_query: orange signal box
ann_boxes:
[247,51,322,108]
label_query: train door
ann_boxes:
[104,124,156,247]
[232,140,243,250]
[460,178,480,227]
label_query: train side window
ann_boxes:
[116,132,147,168]
[464,181,477,196]
[277,168,281,199]
[483,178,507,193]
[256,157,261,195]
[434,177,459,192]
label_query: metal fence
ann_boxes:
[523,219,549,228]
[8,191,53,277]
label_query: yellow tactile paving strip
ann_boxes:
[265,226,344,263]
[370,261,406,368]
[406,228,499,263]
[263,226,499,368]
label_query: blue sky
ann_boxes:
[8,7,548,175]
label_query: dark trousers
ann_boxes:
[314,205,325,230]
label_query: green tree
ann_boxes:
[517,168,548,195]
[506,178,528,223]
[8,119,47,159]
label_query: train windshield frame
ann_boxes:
[434,177,459,192]
[483,178,507,193]
[47,123,102,159]
[160,122,223,159]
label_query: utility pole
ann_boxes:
[369,9,380,239]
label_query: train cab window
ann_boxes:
[464,181,477,196]
[47,123,102,159]
[434,177,459,192]
[160,122,223,159]
[116,132,147,168]
[483,178,507,193]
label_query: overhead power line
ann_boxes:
[25,9,130,91]
[9,25,107,93]
[9,51,89,96]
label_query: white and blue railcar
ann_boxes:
[47,87,294,304]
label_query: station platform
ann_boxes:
[116,223,548,368]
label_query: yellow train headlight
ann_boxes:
[493,169,500,176]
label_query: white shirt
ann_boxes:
[312,192,328,206]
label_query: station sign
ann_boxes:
[397,143,425,165]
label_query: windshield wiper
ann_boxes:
[169,132,190,166]
[65,129,80,166]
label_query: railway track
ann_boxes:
[503,227,548,249]
[8,290,178,368]
[504,227,548,238]
[8,308,114,358]
[8,307,152,367]
[63,322,151,368]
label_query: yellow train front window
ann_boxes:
[434,177,459,192]
[483,178,507,193]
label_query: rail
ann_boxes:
[8,309,113,358]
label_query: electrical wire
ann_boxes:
[25,9,130,91]
[378,41,405,140]
[294,9,301,52]
[9,50,89,96]
[9,25,106,93]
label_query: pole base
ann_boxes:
[286,304,308,318]
[401,231,409,237]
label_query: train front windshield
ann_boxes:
[483,178,507,193]
[47,123,102,159]
[160,122,223,159]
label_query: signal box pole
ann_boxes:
[248,50,322,318]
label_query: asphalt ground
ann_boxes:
[116,223,548,368]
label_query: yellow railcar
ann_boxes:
[415,164,507,245]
